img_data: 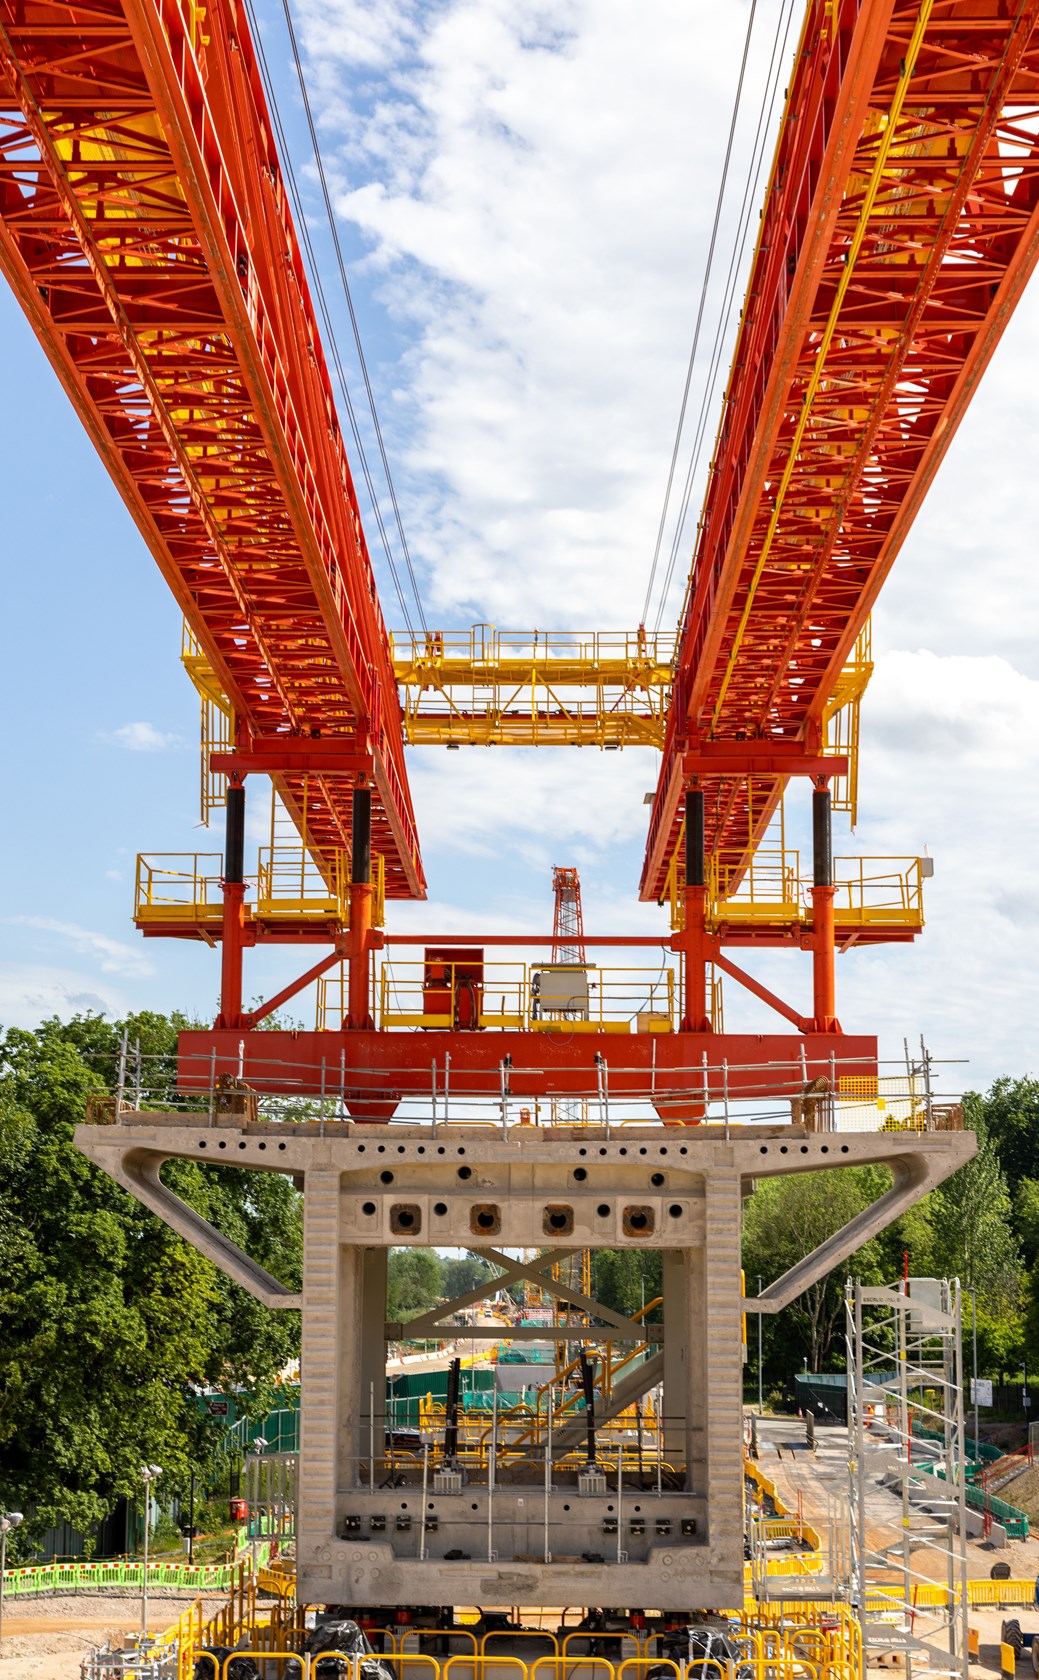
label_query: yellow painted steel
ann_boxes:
[665,838,926,938]
[135,853,225,924]
[182,624,234,824]
[822,624,873,823]
[392,627,673,748]
[366,960,677,1034]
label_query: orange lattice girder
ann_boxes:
[644,0,1039,901]
[0,0,424,897]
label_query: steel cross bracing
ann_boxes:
[0,0,424,899]
[642,0,1039,902]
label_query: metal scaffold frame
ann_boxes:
[847,1277,969,1680]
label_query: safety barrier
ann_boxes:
[1,1558,240,1597]
[1002,1642,1017,1675]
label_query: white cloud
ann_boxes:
[300,0,778,625]
[0,965,125,1029]
[283,0,1039,1089]
[13,917,155,979]
[103,721,182,752]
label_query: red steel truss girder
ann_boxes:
[643,0,1039,902]
[0,0,424,897]
[176,1026,879,1110]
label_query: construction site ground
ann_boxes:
[760,1416,1039,1675]
[0,1593,226,1680]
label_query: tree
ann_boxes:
[441,1255,499,1300]
[741,1166,935,1376]
[0,1014,302,1555]
[929,1123,1019,1300]
[965,1078,1039,1202]
[387,1249,443,1321]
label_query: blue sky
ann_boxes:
[2,0,1038,1096]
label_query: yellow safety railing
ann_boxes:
[135,853,225,923]
[392,626,674,749]
[374,961,677,1033]
[181,622,233,825]
[256,846,348,921]
[823,621,873,825]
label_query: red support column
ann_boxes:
[347,787,374,1030]
[215,781,246,1030]
[810,782,840,1032]
[680,789,713,1033]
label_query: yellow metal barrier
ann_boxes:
[969,1628,981,1658]
[392,627,674,750]
[135,853,225,924]
[1002,1641,1018,1675]
[377,960,677,1033]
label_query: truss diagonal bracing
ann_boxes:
[847,1277,969,1680]
[644,0,1039,900]
[0,0,424,897]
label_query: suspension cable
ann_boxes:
[640,0,762,628]
[652,0,799,634]
[242,0,427,636]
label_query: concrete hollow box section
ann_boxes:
[75,1116,974,1611]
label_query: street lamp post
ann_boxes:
[970,1287,979,1460]
[0,1512,24,1649]
[757,1276,764,1416]
[249,1438,268,1570]
[139,1465,162,1644]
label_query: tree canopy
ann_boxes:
[0,1012,301,1554]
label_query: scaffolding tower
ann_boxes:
[847,1277,969,1680]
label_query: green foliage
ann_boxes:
[387,1249,443,1321]
[742,1166,935,1375]
[441,1255,500,1298]
[965,1078,1039,1201]
[591,1250,662,1321]
[0,1013,301,1556]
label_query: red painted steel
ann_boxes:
[177,1025,878,1118]
[0,0,424,898]
[643,0,1039,901]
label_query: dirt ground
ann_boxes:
[0,1593,227,1680]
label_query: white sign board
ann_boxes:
[971,1378,993,1407]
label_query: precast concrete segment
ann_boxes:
[74,1117,974,1611]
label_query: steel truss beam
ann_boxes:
[0,0,424,897]
[644,0,1039,900]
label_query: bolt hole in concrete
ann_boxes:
[573,1167,588,1181]
[457,1165,472,1180]
[543,1205,574,1235]
[669,1204,683,1217]
[597,1204,611,1218]
[390,1205,421,1235]
[470,1204,501,1235]
[651,1172,665,1186]
[434,1202,448,1215]
[380,1170,394,1183]
[623,1206,655,1236]
[362,1201,376,1215]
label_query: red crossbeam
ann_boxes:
[643,0,1039,901]
[0,0,425,897]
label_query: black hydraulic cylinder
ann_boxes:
[224,784,245,883]
[684,789,706,888]
[580,1350,597,1465]
[351,787,372,885]
[812,786,832,888]
[444,1356,461,1462]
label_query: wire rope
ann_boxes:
[242,0,427,635]
[652,0,799,634]
[639,0,762,628]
